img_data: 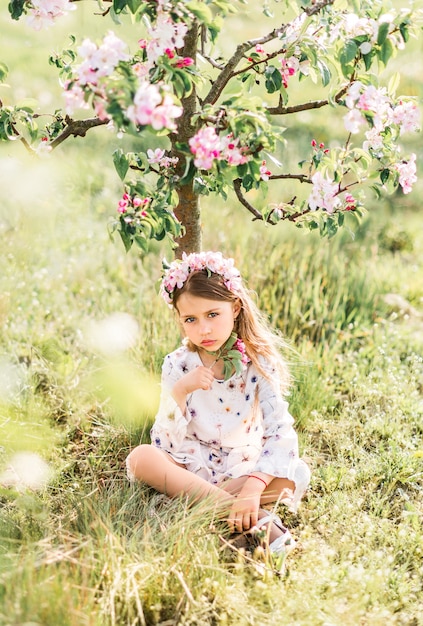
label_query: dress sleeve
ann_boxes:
[150,351,191,454]
[252,362,301,481]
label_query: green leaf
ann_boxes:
[326,217,338,238]
[171,69,193,99]
[362,51,373,71]
[380,169,390,184]
[377,22,390,46]
[399,22,409,43]
[340,40,358,65]
[119,228,133,253]
[264,65,282,94]
[113,149,129,181]
[8,0,25,20]
[0,62,9,82]
[126,0,144,13]
[134,235,149,252]
[379,39,394,66]
[186,1,213,24]
[113,0,128,13]
[316,60,331,87]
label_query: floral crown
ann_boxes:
[160,251,243,305]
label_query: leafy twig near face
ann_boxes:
[207,332,250,381]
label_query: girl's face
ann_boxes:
[176,293,241,354]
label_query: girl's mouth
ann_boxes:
[201,339,216,347]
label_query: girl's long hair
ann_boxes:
[172,270,291,394]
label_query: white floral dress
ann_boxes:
[150,345,310,511]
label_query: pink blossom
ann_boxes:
[63,82,89,115]
[395,154,417,194]
[255,44,265,54]
[220,134,249,166]
[147,148,179,168]
[76,32,130,86]
[280,56,299,88]
[147,148,166,164]
[363,127,384,152]
[26,0,75,30]
[132,62,150,78]
[35,137,52,156]
[93,99,110,121]
[160,251,243,305]
[344,193,356,211]
[390,101,421,135]
[126,83,182,131]
[150,94,183,131]
[308,171,341,213]
[146,13,188,63]
[189,127,221,169]
[118,194,151,214]
[344,108,364,134]
[175,57,194,68]
[118,199,128,214]
[234,338,250,366]
[345,82,391,133]
[260,160,272,181]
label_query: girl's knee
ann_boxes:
[126,443,157,482]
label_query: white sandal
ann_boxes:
[255,512,296,556]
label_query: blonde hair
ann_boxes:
[173,269,291,394]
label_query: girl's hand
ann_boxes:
[171,366,215,411]
[228,487,261,533]
[179,366,215,393]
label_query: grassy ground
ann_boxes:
[1,4,423,625]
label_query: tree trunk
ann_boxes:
[171,23,201,258]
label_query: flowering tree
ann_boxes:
[1,0,421,256]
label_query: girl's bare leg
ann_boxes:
[127,444,234,514]
[127,446,295,544]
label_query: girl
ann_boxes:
[126,251,310,555]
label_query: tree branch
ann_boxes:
[304,0,335,16]
[49,116,109,149]
[203,26,290,106]
[269,173,310,183]
[233,177,315,224]
[10,123,33,153]
[267,87,347,115]
[233,178,264,220]
[202,1,335,107]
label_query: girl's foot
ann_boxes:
[254,510,296,555]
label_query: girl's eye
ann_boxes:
[208,312,218,318]
[184,317,196,324]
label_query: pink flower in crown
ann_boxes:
[160,251,243,306]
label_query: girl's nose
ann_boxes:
[200,321,211,335]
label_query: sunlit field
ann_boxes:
[1,4,423,626]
